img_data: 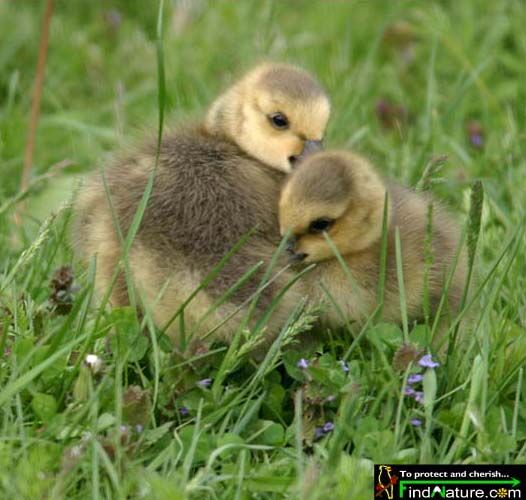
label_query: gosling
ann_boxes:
[279,151,467,343]
[74,63,330,347]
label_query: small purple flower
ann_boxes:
[197,378,212,388]
[297,358,309,369]
[407,374,424,384]
[470,134,483,147]
[325,395,336,403]
[466,121,484,150]
[404,386,416,397]
[314,421,335,440]
[323,421,335,433]
[339,360,350,373]
[104,9,122,30]
[314,427,325,440]
[135,424,143,433]
[410,418,422,427]
[119,425,129,433]
[404,386,424,404]
[418,354,440,369]
[179,406,190,416]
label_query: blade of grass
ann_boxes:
[394,227,409,342]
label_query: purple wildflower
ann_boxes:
[197,378,212,388]
[323,421,335,433]
[179,406,190,416]
[325,395,336,403]
[119,425,128,433]
[470,134,483,147]
[404,386,424,404]
[135,424,144,433]
[466,121,484,149]
[407,374,424,384]
[393,343,424,371]
[404,386,416,397]
[414,391,424,404]
[297,358,309,369]
[418,354,440,369]
[104,9,122,29]
[339,360,350,373]
[314,427,325,441]
[410,418,422,427]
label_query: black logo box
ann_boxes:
[374,464,526,499]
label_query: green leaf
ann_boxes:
[108,307,146,361]
[14,443,61,498]
[282,350,307,381]
[216,433,245,459]
[423,368,438,414]
[178,425,216,463]
[97,413,116,432]
[31,392,58,422]
[158,331,173,353]
[13,337,34,362]
[72,366,91,402]
[129,334,149,362]
[144,471,186,500]
[262,382,286,417]
[259,421,285,446]
[489,433,516,455]
[366,323,403,349]
[143,421,173,446]
[410,324,432,347]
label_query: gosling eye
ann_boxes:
[308,218,334,234]
[268,112,289,130]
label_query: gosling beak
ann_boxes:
[289,139,324,168]
[285,235,308,263]
[301,139,324,158]
[285,235,297,255]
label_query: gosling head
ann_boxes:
[279,151,388,264]
[205,62,330,173]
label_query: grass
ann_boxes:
[1,0,526,498]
